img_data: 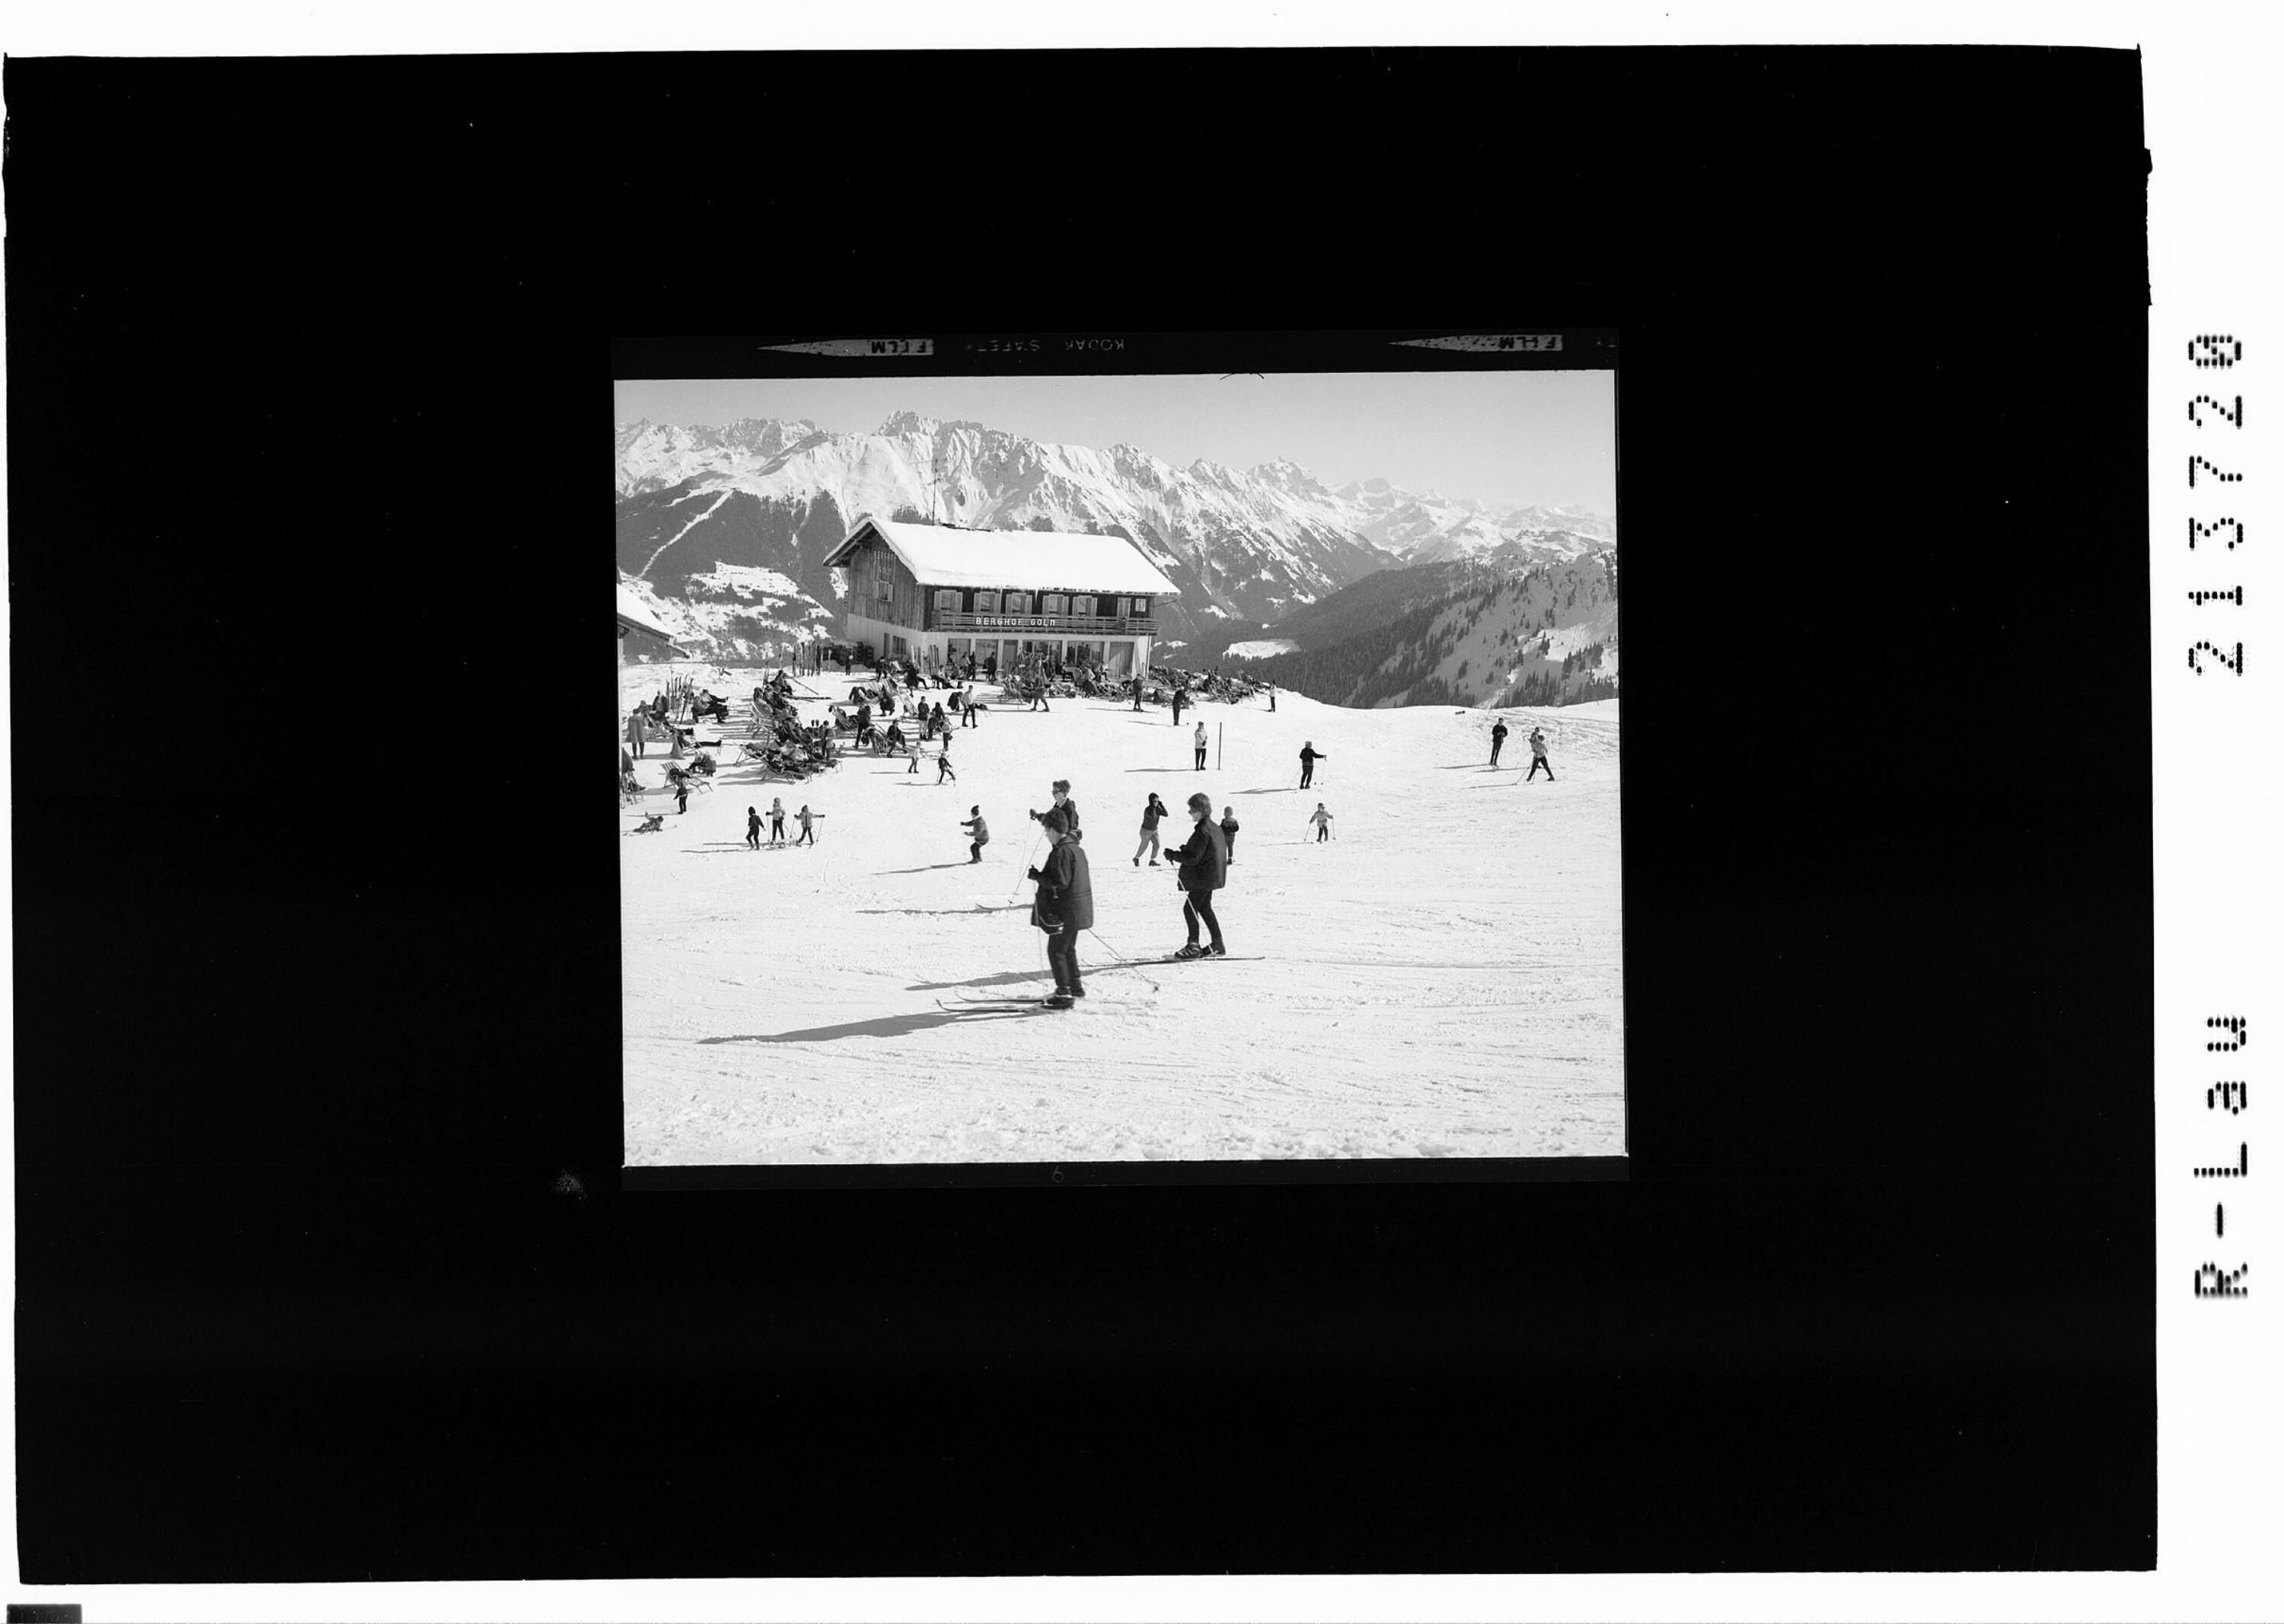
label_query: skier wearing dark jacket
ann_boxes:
[1029,809,1094,1007]
[1299,742,1326,789]
[1029,780,1079,836]
[1167,792,1228,958]
[1490,719,1508,766]
[962,807,990,864]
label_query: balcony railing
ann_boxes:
[930,610,1154,636]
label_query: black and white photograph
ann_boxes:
[615,351,1624,1166]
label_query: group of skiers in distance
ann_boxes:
[687,677,1567,1013]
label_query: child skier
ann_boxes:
[1308,802,1334,843]
[768,796,786,845]
[1193,720,1209,771]
[745,805,762,850]
[1220,806,1239,863]
[1134,792,1168,866]
[794,805,818,846]
[962,806,990,864]
[936,736,958,784]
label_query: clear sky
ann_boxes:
[613,370,1616,513]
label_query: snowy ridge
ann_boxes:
[614,413,1615,649]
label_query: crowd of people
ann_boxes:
[627,657,1568,1011]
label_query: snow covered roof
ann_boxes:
[824,517,1182,597]
[615,583,684,649]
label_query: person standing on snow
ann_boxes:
[1525,726,1554,782]
[1220,806,1239,863]
[1029,780,1079,837]
[745,805,762,850]
[1490,719,1508,767]
[1298,740,1326,790]
[768,796,786,846]
[1192,720,1209,771]
[1134,792,1168,866]
[1167,791,1229,959]
[962,806,990,864]
[1308,802,1334,843]
[627,707,648,760]
[1028,806,1094,1008]
[936,735,958,784]
[793,804,818,846]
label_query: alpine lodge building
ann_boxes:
[820,516,1182,678]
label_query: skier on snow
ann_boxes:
[1490,719,1508,767]
[962,806,990,864]
[1166,791,1229,959]
[794,804,818,846]
[1029,779,1080,837]
[768,796,786,845]
[1134,792,1168,867]
[1028,806,1094,1008]
[1308,802,1334,842]
[745,805,762,850]
[1220,806,1239,863]
[1525,726,1554,782]
[1193,720,1209,771]
[1298,740,1326,790]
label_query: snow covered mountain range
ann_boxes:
[614,412,1613,662]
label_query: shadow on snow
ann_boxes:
[699,1007,1032,1044]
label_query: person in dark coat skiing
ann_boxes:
[1029,780,1079,837]
[1134,792,1168,866]
[1028,807,1093,1008]
[962,806,990,864]
[1525,726,1554,782]
[1490,719,1508,767]
[1220,806,1239,863]
[1299,741,1326,789]
[1167,791,1228,959]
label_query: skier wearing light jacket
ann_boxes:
[1134,793,1169,866]
[1028,808,1094,1008]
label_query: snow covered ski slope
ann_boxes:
[620,671,1622,1166]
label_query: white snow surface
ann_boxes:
[620,673,1624,1166]
[1223,638,1302,659]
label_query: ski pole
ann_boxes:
[1007,826,1045,905]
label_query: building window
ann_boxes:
[1043,593,1067,616]
[933,589,959,612]
[1128,597,1150,618]
[1006,592,1030,615]
[975,591,998,613]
